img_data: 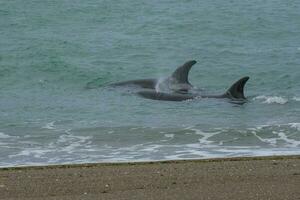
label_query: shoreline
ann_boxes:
[1,154,299,170]
[1,155,300,200]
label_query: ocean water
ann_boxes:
[0,0,299,167]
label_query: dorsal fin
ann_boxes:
[224,76,249,99]
[171,60,197,84]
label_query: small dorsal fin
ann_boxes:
[171,60,197,84]
[224,76,249,99]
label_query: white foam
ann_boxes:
[292,97,300,101]
[289,123,300,131]
[164,134,174,138]
[253,126,300,147]
[55,134,94,153]
[9,148,52,158]
[0,132,15,139]
[188,128,221,146]
[253,95,288,104]
[3,122,300,167]
[42,121,55,130]
[277,132,300,147]
[139,145,162,153]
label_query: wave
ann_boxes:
[190,123,300,147]
[42,121,56,130]
[252,129,300,148]
[253,95,288,104]
[292,97,300,102]
[0,132,19,139]
[1,123,300,167]
[289,123,300,131]
[0,132,13,139]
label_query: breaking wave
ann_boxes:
[1,123,299,167]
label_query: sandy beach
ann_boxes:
[1,155,300,200]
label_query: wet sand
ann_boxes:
[1,155,300,200]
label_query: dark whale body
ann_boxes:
[137,77,250,102]
[107,60,250,102]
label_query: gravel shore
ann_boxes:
[1,155,300,200]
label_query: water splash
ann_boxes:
[253,96,288,104]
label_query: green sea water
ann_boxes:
[0,0,300,167]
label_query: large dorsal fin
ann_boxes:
[224,76,249,99]
[171,60,197,84]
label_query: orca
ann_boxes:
[137,76,250,102]
[109,60,197,93]
[105,60,250,103]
